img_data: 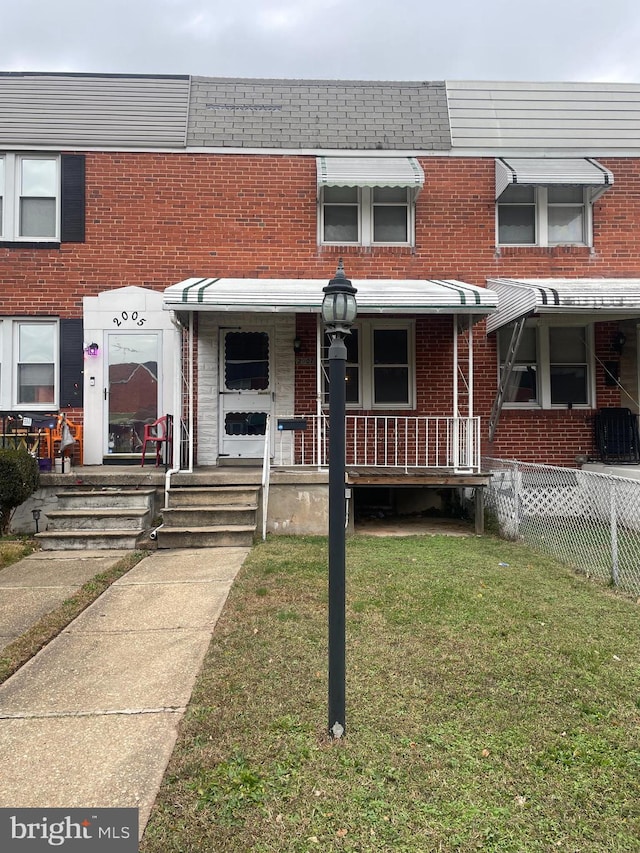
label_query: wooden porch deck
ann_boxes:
[346,466,490,487]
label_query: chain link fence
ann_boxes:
[483,457,640,597]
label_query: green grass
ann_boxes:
[141,535,640,852]
[0,535,37,570]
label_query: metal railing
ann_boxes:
[274,414,481,472]
[484,457,640,596]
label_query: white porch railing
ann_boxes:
[273,415,481,473]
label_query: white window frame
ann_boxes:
[319,186,415,247]
[0,318,59,410]
[323,319,416,410]
[498,320,595,409]
[497,186,592,247]
[0,153,61,242]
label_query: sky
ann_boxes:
[4,0,640,84]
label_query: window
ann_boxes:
[323,321,414,408]
[498,322,592,408]
[498,325,538,404]
[497,185,589,246]
[549,327,588,406]
[17,323,56,404]
[0,154,59,241]
[373,328,410,405]
[0,319,58,409]
[320,186,412,246]
[0,153,85,244]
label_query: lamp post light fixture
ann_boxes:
[322,259,357,739]
[31,507,41,534]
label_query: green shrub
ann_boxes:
[0,449,40,535]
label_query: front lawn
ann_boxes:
[142,535,640,852]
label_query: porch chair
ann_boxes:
[141,415,172,468]
[42,414,84,465]
[594,407,640,464]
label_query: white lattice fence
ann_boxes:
[484,458,640,596]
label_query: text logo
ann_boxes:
[0,809,138,851]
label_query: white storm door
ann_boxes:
[219,329,272,458]
[105,331,160,458]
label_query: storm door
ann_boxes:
[219,329,271,458]
[104,332,160,460]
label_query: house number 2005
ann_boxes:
[112,311,147,327]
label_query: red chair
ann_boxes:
[141,415,172,467]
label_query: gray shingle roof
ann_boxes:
[187,77,450,150]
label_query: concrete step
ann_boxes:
[46,508,151,531]
[56,489,156,510]
[171,470,262,487]
[162,505,257,527]
[35,529,145,551]
[156,525,255,549]
[167,486,260,508]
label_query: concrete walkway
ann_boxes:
[0,547,249,837]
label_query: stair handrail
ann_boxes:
[261,414,271,541]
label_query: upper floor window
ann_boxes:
[495,157,613,248]
[498,185,589,246]
[317,156,424,247]
[321,186,412,245]
[0,153,85,245]
[0,154,59,241]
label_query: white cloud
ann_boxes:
[2,0,640,83]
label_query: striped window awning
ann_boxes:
[486,278,640,334]
[164,277,496,316]
[317,157,425,190]
[495,158,614,200]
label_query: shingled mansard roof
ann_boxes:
[4,72,640,154]
[186,77,450,150]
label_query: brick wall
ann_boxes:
[3,152,640,466]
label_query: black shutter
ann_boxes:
[61,154,86,242]
[59,319,84,408]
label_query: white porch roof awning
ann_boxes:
[495,158,614,200]
[164,278,497,315]
[317,156,425,189]
[486,278,640,333]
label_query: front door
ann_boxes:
[220,329,271,458]
[105,331,161,460]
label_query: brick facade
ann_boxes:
[2,151,639,466]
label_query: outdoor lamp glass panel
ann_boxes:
[322,292,357,327]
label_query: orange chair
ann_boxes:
[42,415,84,465]
[141,415,172,467]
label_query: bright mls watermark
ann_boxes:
[0,808,138,851]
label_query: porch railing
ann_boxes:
[273,414,481,473]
